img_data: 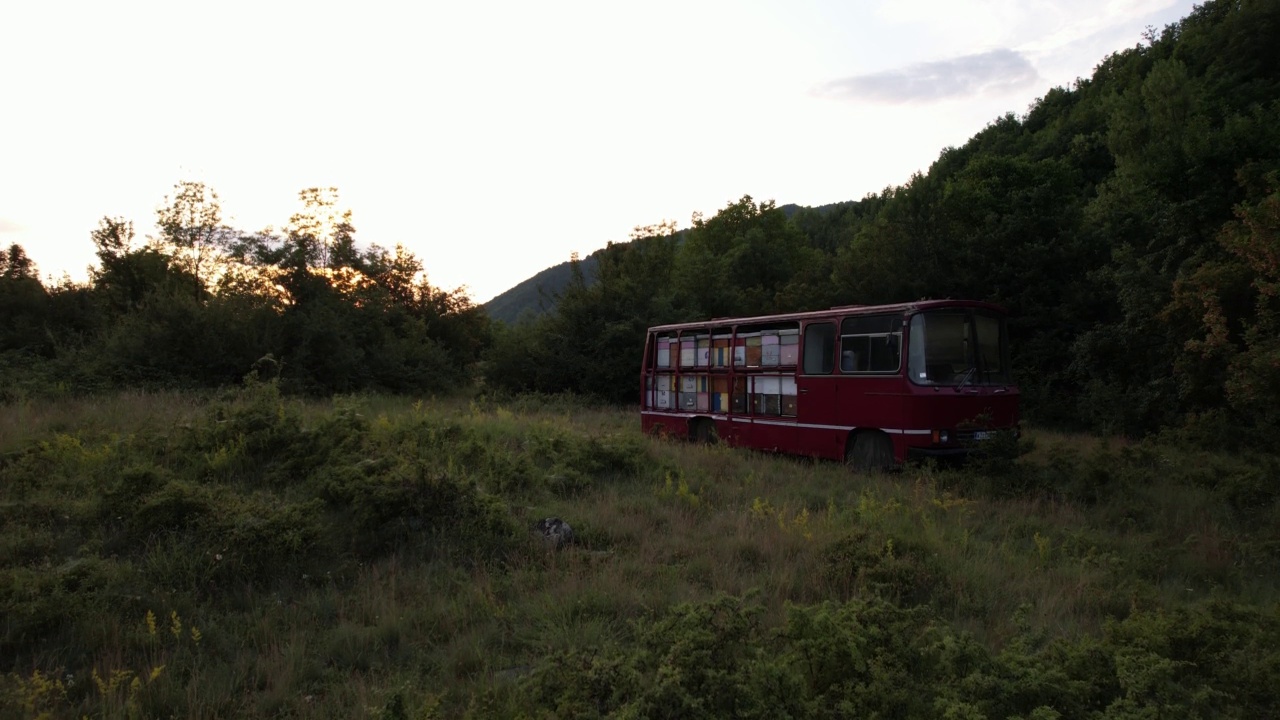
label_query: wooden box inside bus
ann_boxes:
[640,300,1020,464]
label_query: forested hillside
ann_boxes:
[483,203,830,324]
[483,254,598,324]
[485,0,1280,445]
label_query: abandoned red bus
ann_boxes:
[640,300,1019,470]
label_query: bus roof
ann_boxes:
[646,299,1007,333]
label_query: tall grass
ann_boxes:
[2,387,1277,717]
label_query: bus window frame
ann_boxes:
[838,313,904,375]
[801,321,837,375]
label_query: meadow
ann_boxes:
[2,384,1277,718]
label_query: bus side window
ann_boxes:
[803,323,836,374]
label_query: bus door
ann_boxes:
[837,313,908,434]
[788,320,849,460]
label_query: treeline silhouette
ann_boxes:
[0,185,487,396]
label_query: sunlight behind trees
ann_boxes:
[0,180,486,395]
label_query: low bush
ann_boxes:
[483,593,1280,719]
[321,459,516,558]
[820,530,944,607]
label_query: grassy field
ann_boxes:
[2,385,1278,718]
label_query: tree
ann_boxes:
[285,187,341,270]
[1,243,37,280]
[155,181,231,288]
[0,243,51,354]
[329,210,361,271]
[673,196,808,318]
[91,215,199,316]
[91,216,135,263]
[1187,183,1280,443]
[365,244,422,306]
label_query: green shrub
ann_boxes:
[820,530,945,607]
[0,557,138,669]
[211,494,327,582]
[1098,600,1280,717]
[488,593,1280,720]
[99,462,169,523]
[126,480,217,543]
[513,594,802,720]
[321,459,516,558]
[966,429,1031,480]
[183,380,328,487]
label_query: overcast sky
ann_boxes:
[1,0,1198,302]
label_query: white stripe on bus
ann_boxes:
[641,411,933,435]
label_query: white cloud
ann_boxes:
[817,49,1040,104]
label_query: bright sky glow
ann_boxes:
[1,0,1197,302]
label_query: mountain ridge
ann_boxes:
[483,202,852,323]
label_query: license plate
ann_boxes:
[972,431,994,441]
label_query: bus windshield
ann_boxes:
[906,310,1010,386]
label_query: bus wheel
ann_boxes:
[691,418,718,445]
[847,430,893,473]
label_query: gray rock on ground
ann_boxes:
[535,517,574,549]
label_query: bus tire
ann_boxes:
[691,418,718,445]
[847,430,893,473]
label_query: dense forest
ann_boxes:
[3,0,1279,445]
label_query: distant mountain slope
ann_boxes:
[484,201,855,324]
[484,255,598,324]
